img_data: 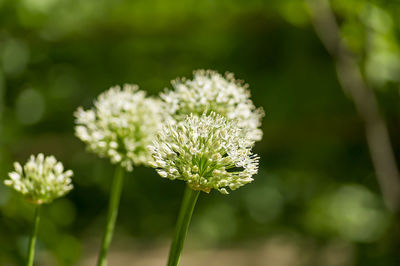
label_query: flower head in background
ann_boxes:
[74,85,164,171]
[4,154,73,204]
[161,70,264,143]
[149,112,259,194]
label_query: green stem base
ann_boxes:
[27,205,41,266]
[167,185,200,266]
[97,165,125,266]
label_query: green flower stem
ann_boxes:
[27,205,41,266]
[97,165,125,266]
[167,185,200,266]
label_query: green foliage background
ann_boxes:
[1,0,400,265]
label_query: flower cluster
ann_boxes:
[149,112,259,194]
[161,70,264,143]
[4,154,73,204]
[74,85,164,171]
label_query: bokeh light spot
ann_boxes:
[244,186,283,224]
[305,184,390,243]
[192,202,237,245]
[1,39,29,76]
[16,88,45,125]
[20,0,58,13]
[0,71,4,120]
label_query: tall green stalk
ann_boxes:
[27,205,41,266]
[167,185,200,266]
[97,165,125,266]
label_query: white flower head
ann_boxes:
[161,70,264,143]
[4,154,73,204]
[74,84,164,171]
[149,112,259,194]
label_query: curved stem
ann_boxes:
[97,165,125,266]
[27,205,41,266]
[167,185,200,266]
[305,0,400,212]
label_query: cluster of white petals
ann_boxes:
[161,70,264,143]
[74,85,164,171]
[149,112,259,194]
[4,154,73,204]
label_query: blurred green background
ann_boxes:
[1,0,400,265]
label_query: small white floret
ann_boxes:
[4,154,74,204]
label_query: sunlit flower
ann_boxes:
[74,84,164,171]
[149,112,259,194]
[161,70,264,143]
[4,154,73,204]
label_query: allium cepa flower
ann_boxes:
[74,85,164,171]
[161,70,264,143]
[4,154,73,204]
[149,112,259,194]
